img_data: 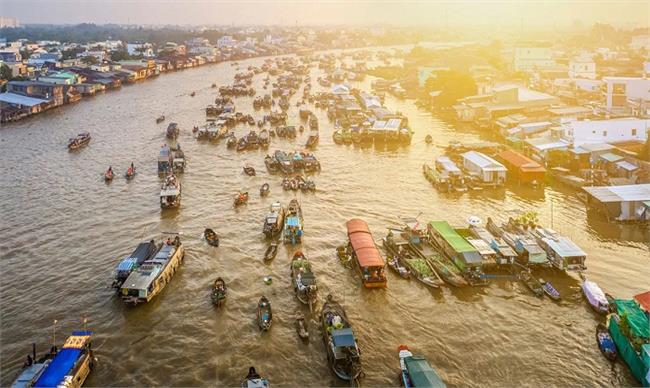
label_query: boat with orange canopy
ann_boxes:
[345,218,387,288]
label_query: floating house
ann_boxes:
[427,221,483,274]
[461,151,507,186]
[497,149,546,184]
[583,184,650,222]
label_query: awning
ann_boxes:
[0,92,49,106]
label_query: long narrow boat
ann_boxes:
[398,345,446,388]
[381,233,410,279]
[112,239,158,289]
[346,219,387,288]
[120,236,185,305]
[282,199,304,245]
[581,275,609,314]
[321,294,362,381]
[290,251,318,310]
[67,132,91,151]
[263,201,284,238]
[384,231,440,288]
[30,331,95,388]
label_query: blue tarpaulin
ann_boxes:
[34,348,82,387]
[332,328,356,347]
[286,216,300,227]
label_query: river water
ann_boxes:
[1,51,649,387]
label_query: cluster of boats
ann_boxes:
[281,175,316,192]
[264,150,321,174]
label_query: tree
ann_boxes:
[0,64,12,80]
[424,70,477,106]
[19,49,31,60]
[80,55,99,65]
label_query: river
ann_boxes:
[1,51,649,387]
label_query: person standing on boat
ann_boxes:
[247,367,260,380]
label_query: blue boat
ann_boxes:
[34,331,94,388]
[282,199,303,245]
[398,345,446,388]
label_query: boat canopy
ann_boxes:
[404,355,446,388]
[542,237,586,258]
[429,221,477,253]
[332,327,356,348]
[347,219,385,268]
[614,299,650,340]
[34,331,91,388]
[286,216,301,227]
[160,188,180,196]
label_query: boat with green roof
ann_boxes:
[427,221,486,285]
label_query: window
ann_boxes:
[632,128,637,136]
[603,130,607,137]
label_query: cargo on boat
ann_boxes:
[157,145,172,175]
[282,199,304,245]
[263,201,285,238]
[607,297,650,386]
[321,294,362,381]
[112,239,158,289]
[160,174,181,208]
[345,219,387,288]
[120,236,184,304]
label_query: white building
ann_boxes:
[561,118,650,147]
[461,151,507,185]
[126,42,154,57]
[514,47,555,73]
[629,35,650,51]
[217,36,236,48]
[569,55,596,79]
[0,17,20,28]
[602,77,650,113]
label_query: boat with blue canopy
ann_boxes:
[33,331,95,388]
[282,199,303,245]
[112,240,158,289]
[321,294,362,382]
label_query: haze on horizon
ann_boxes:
[3,0,649,29]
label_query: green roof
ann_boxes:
[615,299,649,339]
[404,355,446,388]
[428,221,476,253]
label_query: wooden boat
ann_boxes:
[27,331,95,388]
[211,277,227,307]
[346,219,387,288]
[332,129,343,145]
[226,134,237,149]
[425,134,433,145]
[241,367,269,388]
[263,201,284,238]
[259,183,270,197]
[158,145,173,175]
[170,146,185,173]
[282,199,304,245]
[234,191,249,207]
[321,294,362,381]
[398,345,446,388]
[274,150,294,174]
[539,278,561,301]
[190,91,196,97]
[112,239,158,289]
[264,155,279,173]
[67,132,91,150]
[160,174,181,208]
[237,137,248,152]
[581,275,609,314]
[295,315,309,340]
[166,122,179,139]
[203,228,219,247]
[305,131,319,149]
[259,129,270,148]
[596,323,617,361]
[428,257,468,287]
[257,296,272,331]
[120,236,184,304]
[156,115,165,123]
[428,221,486,285]
[263,243,278,263]
[104,168,114,182]
[381,235,410,279]
[125,165,136,180]
[291,251,318,310]
[243,165,256,176]
[519,270,544,297]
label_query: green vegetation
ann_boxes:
[80,56,99,65]
[0,64,12,80]
[406,258,433,277]
[423,70,477,106]
[515,211,539,227]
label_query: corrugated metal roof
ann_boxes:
[583,184,650,203]
[616,160,639,171]
[599,152,624,163]
[462,151,507,171]
[0,92,49,106]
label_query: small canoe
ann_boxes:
[234,192,249,207]
[425,134,433,144]
[244,165,256,176]
[596,323,617,361]
[295,315,309,341]
[581,276,609,314]
[125,167,136,180]
[539,278,561,301]
[260,183,270,197]
[156,115,165,123]
[227,135,237,149]
[257,296,272,331]
[204,228,220,247]
[263,243,278,263]
[520,271,544,297]
[104,169,114,182]
[211,277,227,307]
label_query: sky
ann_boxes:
[2,0,649,28]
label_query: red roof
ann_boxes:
[634,291,650,312]
[346,219,385,268]
[498,149,546,173]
